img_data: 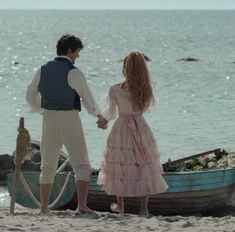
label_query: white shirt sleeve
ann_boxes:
[25,68,43,113]
[68,68,101,116]
[99,86,118,121]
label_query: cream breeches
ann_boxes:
[39,110,91,184]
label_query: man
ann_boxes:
[26,34,102,215]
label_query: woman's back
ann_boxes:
[112,84,143,115]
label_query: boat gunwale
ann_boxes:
[162,166,235,175]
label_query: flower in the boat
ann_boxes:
[198,157,207,167]
[207,161,216,169]
[217,158,227,168]
[208,153,216,159]
[228,158,235,167]
[192,165,203,171]
[203,153,216,161]
[202,155,209,161]
[167,151,235,172]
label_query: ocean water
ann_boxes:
[0,10,235,170]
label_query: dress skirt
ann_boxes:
[97,114,168,197]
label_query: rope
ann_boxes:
[18,170,72,209]
[56,158,70,173]
[48,172,72,209]
[19,171,41,208]
[15,122,31,166]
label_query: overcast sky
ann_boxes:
[0,0,234,10]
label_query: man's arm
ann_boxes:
[68,68,101,116]
[26,68,42,113]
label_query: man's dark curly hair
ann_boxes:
[56,34,84,56]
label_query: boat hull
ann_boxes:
[62,167,235,215]
[7,167,235,215]
[87,184,235,215]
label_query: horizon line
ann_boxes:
[0,8,235,10]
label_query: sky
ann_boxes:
[0,0,235,10]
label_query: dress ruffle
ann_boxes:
[97,114,168,197]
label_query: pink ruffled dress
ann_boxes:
[97,84,168,197]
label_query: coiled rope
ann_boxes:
[18,170,72,209]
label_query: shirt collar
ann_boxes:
[56,55,72,63]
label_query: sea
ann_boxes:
[0,10,235,206]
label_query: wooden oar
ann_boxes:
[162,148,223,171]
[10,117,30,215]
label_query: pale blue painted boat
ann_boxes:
[87,167,235,215]
[7,172,76,209]
[7,167,235,215]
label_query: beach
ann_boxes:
[0,9,235,232]
[0,207,235,232]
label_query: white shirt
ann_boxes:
[26,56,101,116]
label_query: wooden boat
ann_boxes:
[87,168,235,215]
[7,149,235,215]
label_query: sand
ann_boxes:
[0,207,235,232]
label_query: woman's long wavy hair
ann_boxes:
[122,51,155,112]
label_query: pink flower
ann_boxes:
[207,161,216,169]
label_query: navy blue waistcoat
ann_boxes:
[38,57,81,111]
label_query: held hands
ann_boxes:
[96,114,108,130]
